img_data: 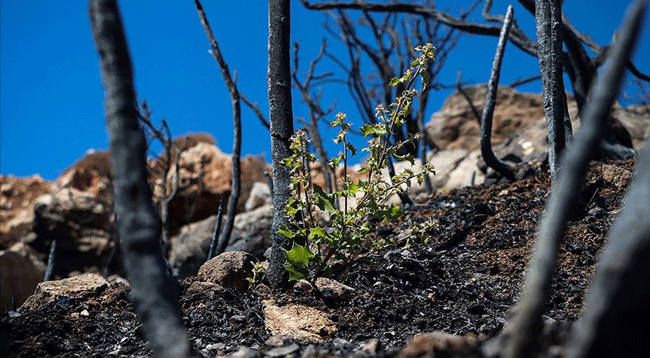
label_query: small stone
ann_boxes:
[226,346,261,358]
[360,338,382,355]
[265,343,300,358]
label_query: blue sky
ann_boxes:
[1,0,648,181]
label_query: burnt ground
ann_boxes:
[0,157,635,357]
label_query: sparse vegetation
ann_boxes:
[281,44,438,283]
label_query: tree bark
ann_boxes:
[267,0,295,290]
[89,1,189,357]
[536,0,567,183]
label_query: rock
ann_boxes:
[360,338,383,355]
[602,164,633,189]
[186,281,222,295]
[313,277,355,300]
[152,140,269,234]
[443,150,485,190]
[396,331,479,358]
[263,299,337,342]
[27,187,114,278]
[226,346,261,358]
[169,215,218,279]
[0,242,47,310]
[0,175,54,249]
[612,103,650,149]
[54,149,112,201]
[19,273,108,312]
[245,182,272,212]
[228,204,273,258]
[426,85,552,152]
[425,85,644,173]
[170,204,273,279]
[196,251,256,293]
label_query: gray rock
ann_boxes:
[170,204,273,279]
[245,182,272,212]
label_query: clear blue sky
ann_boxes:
[1,1,648,180]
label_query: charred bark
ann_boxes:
[267,0,296,290]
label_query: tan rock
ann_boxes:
[196,251,255,292]
[263,299,337,342]
[396,331,479,358]
[186,281,222,295]
[0,242,47,310]
[426,85,553,151]
[19,273,108,312]
[612,103,650,149]
[602,164,633,189]
[29,187,113,275]
[55,150,112,201]
[314,277,355,300]
[151,139,269,234]
[0,175,54,249]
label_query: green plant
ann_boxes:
[246,262,265,287]
[280,44,439,283]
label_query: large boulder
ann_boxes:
[425,85,569,152]
[244,182,272,212]
[0,175,53,249]
[151,136,269,235]
[0,242,47,311]
[422,85,645,190]
[54,149,112,201]
[25,186,114,278]
[611,103,650,150]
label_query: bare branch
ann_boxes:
[480,6,515,181]
[194,0,242,258]
[240,92,270,130]
[456,71,482,123]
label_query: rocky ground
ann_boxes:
[0,156,635,358]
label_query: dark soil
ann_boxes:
[1,158,635,357]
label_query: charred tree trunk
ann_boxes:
[89,1,189,357]
[267,0,296,290]
[536,0,567,182]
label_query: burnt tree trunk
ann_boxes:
[536,0,568,182]
[89,0,189,357]
[267,0,296,290]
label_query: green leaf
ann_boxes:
[283,243,317,281]
[278,226,297,239]
[284,243,315,267]
[309,227,328,239]
[348,182,360,195]
[284,263,309,281]
[313,184,337,213]
[389,77,400,87]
